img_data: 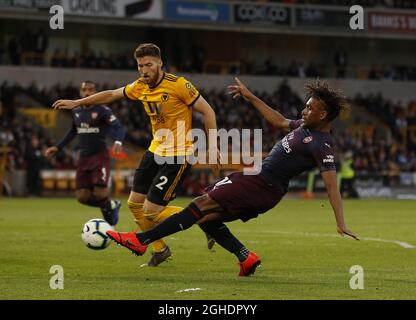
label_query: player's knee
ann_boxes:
[142,201,164,222]
[77,196,88,205]
[76,190,90,204]
[93,187,109,200]
[192,194,211,210]
[191,195,229,223]
[192,194,214,212]
[143,207,161,222]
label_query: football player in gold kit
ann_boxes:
[53,43,219,266]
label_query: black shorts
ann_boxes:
[205,172,286,222]
[132,150,191,206]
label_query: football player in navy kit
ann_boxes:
[107,78,358,276]
[45,81,125,226]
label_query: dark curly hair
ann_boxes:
[306,80,350,122]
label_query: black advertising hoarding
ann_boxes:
[296,7,351,28]
[234,3,291,26]
[0,0,163,19]
[0,0,60,9]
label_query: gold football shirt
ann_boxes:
[124,73,200,156]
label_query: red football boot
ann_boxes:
[106,231,148,256]
[238,252,261,277]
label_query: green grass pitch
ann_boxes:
[0,197,415,300]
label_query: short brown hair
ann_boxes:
[134,43,161,59]
[306,80,350,122]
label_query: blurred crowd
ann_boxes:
[49,49,137,70]
[1,80,416,196]
[354,93,416,144]
[368,65,416,82]
[2,33,416,82]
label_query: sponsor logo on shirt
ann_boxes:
[109,115,117,122]
[77,127,100,134]
[282,131,295,153]
[323,155,335,163]
[77,122,100,134]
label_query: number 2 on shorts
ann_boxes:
[156,176,168,190]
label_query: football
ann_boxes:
[81,219,114,250]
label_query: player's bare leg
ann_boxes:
[93,186,121,226]
[93,186,110,200]
[75,188,92,205]
[75,187,120,226]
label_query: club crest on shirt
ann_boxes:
[303,136,313,144]
[91,112,98,120]
[162,93,169,102]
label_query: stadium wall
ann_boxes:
[1,66,416,103]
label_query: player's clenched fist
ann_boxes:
[52,99,79,110]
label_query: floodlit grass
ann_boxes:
[0,198,415,300]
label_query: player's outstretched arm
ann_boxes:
[321,170,359,240]
[52,87,125,110]
[228,77,290,131]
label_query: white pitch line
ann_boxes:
[176,288,202,293]
[235,230,415,249]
